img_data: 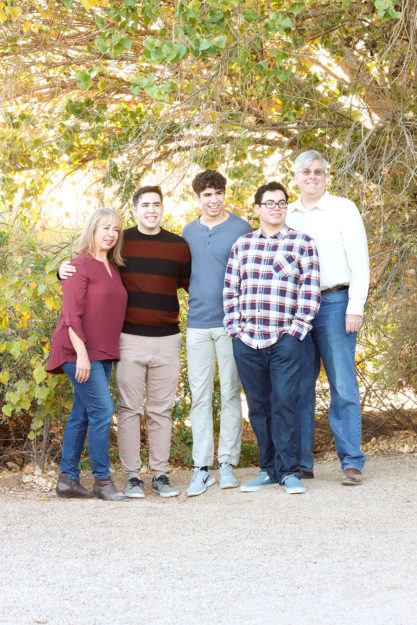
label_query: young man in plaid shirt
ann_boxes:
[223,181,321,494]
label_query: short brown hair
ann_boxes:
[132,185,163,207]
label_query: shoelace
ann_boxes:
[129,477,143,487]
[155,474,169,485]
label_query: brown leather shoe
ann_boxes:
[93,476,128,501]
[56,474,94,498]
[341,468,362,485]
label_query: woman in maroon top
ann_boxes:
[47,208,128,501]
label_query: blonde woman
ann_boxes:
[47,209,128,501]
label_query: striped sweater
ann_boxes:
[120,227,191,337]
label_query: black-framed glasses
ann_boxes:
[261,200,288,209]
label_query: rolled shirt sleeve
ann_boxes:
[61,258,89,343]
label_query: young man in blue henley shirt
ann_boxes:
[182,170,252,496]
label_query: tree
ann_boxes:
[1,0,416,428]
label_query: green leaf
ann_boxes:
[242,9,260,23]
[214,35,227,50]
[76,70,93,90]
[95,16,107,29]
[199,39,212,51]
[256,60,268,73]
[2,404,13,417]
[28,431,36,441]
[120,37,133,51]
[61,0,74,7]
[290,2,305,13]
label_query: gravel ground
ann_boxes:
[1,454,417,625]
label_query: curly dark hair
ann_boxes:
[192,170,227,195]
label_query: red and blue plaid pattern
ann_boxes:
[223,226,321,348]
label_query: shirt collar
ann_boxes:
[288,190,330,213]
[254,225,290,239]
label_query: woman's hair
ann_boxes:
[74,208,125,266]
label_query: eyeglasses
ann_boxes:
[260,200,288,209]
[299,169,325,177]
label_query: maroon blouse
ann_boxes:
[46,253,128,374]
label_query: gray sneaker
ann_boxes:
[124,477,145,499]
[186,467,215,497]
[219,462,239,489]
[152,475,179,498]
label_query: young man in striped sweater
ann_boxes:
[58,186,191,498]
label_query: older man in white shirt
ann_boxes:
[287,150,369,485]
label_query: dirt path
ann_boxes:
[1,454,417,625]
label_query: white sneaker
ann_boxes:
[219,462,239,489]
[186,467,215,497]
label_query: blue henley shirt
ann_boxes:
[182,212,252,328]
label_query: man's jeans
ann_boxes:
[187,327,242,467]
[298,290,366,472]
[232,334,302,483]
[61,360,113,480]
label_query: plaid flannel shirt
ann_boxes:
[223,225,321,349]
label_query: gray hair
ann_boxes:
[294,150,328,173]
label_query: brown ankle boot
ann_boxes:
[56,474,94,499]
[93,476,127,501]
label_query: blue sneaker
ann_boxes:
[283,475,306,494]
[186,467,215,497]
[219,462,239,489]
[240,470,278,492]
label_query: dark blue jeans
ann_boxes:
[232,334,303,483]
[298,290,366,472]
[61,360,114,480]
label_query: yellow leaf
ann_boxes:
[0,10,7,21]
[6,5,22,21]
[34,366,47,384]
[45,296,57,309]
[0,370,10,384]
[81,0,98,8]
[0,315,9,330]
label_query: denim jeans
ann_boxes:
[298,290,366,472]
[61,360,114,480]
[232,334,302,483]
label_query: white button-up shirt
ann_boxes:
[287,191,369,316]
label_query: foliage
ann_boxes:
[1,0,416,459]
[0,220,74,446]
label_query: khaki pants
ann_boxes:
[115,332,181,477]
[186,327,242,467]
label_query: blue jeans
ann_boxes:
[61,360,114,480]
[233,334,302,483]
[298,290,366,472]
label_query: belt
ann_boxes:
[321,285,348,295]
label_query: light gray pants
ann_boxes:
[115,332,181,477]
[186,327,242,467]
